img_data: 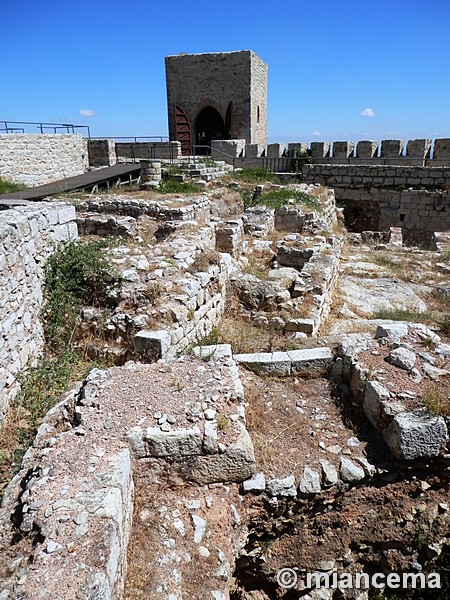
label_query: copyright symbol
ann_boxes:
[276,568,297,589]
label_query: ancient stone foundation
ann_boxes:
[0,202,78,419]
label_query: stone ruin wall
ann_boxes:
[0,134,89,187]
[0,202,78,420]
[302,163,450,242]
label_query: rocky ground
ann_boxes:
[1,171,450,599]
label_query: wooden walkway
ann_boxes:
[0,163,141,201]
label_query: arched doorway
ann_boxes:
[195,106,226,153]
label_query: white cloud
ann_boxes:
[79,108,96,117]
[311,131,322,137]
[361,108,376,118]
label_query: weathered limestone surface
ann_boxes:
[0,202,78,420]
[0,134,88,186]
[234,347,333,376]
[215,220,244,257]
[337,330,449,460]
[0,356,254,598]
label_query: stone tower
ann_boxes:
[165,50,268,155]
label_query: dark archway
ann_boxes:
[195,106,226,153]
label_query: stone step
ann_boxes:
[233,347,333,376]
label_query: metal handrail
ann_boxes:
[97,136,169,142]
[0,120,90,137]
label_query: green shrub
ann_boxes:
[43,240,119,350]
[0,177,27,194]
[232,168,280,184]
[246,187,322,212]
[158,179,199,194]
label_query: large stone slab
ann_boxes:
[144,426,203,457]
[288,347,334,376]
[337,276,427,317]
[233,351,292,376]
[384,412,448,460]
[181,423,256,484]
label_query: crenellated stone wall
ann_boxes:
[0,202,78,420]
[0,134,88,186]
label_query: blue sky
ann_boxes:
[1,0,449,143]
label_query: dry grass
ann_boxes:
[243,374,329,477]
[423,381,450,417]
[218,314,272,354]
[188,248,221,273]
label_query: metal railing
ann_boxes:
[96,136,169,142]
[0,120,91,137]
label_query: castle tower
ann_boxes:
[165,50,268,155]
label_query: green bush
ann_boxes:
[232,168,280,184]
[43,240,118,350]
[158,179,199,194]
[0,177,27,194]
[245,187,322,212]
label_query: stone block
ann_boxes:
[356,140,379,158]
[133,329,171,360]
[284,318,315,334]
[375,322,408,339]
[433,139,450,160]
[339,457,365,482]
[242,472,266,493]
[144,426,202,457]
[182,423,256,484]
[267,143,286,158]
[276,242,314,268]
[215,220,243,257]
[267,475,297,497]
[211,139,245,161]
[310,142,331,158]
[299,467,321,494]
[406,139,432,159]
[246,143,266,158]
[288,347,333,376]
[275,205,305,232]
[192,344,232,360]
[332,141,354,158]
[381,139,404,158]
[243,206,274,235]
[363,380,396,428]
[233,351,291,376]
[287,142,308,157]
[384,411,448,460]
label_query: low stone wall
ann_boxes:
[79,195,210,223]
[0,134,88,186]
[0,202,78,420]
[336,329,449,460]
[0,356,254,599]
[301,165,450,240]
[133,252,234,362]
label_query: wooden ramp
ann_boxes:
[0,163,141,201]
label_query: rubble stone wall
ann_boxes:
[301,165,450,241]
[0,134,88,186]
[0,202,78,420]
